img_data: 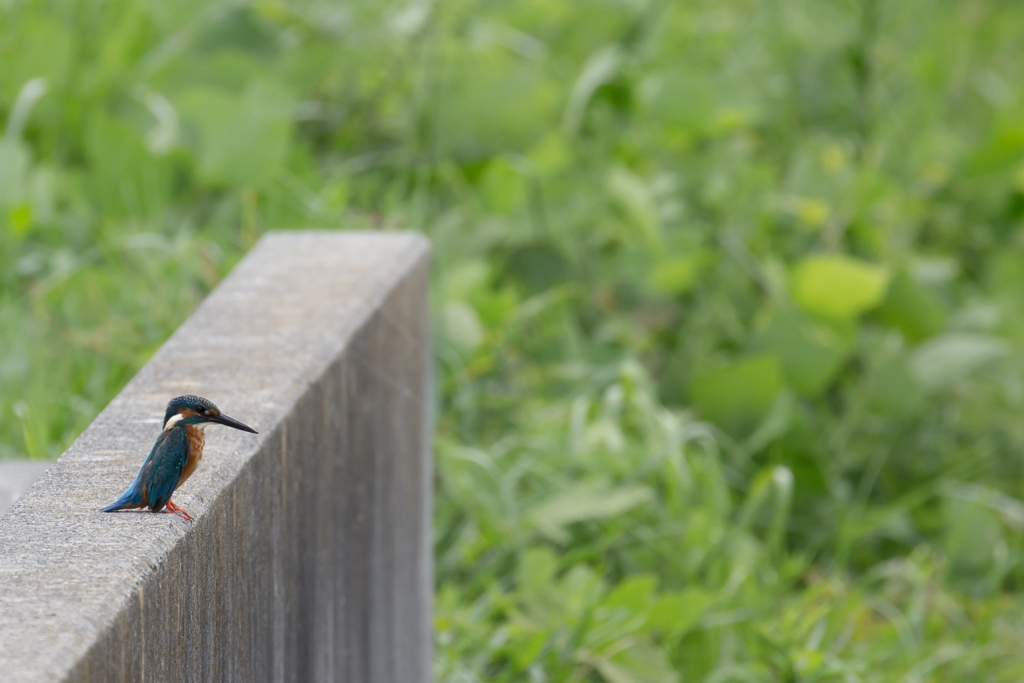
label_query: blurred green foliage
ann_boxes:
[5,0,1024,679]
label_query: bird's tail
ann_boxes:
[100,486,143,512]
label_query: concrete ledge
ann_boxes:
[0,232,432,682]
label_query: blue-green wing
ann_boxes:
[141,427,190,512]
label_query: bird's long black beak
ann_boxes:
[212,413,258,434]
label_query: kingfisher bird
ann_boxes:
[100,395,257,522]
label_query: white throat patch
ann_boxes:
[163,413,185,431]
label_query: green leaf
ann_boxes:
[518,546,559,593]
[435,55,559,157]
[943,482,1024,531]
[177,79,293,187]
[864,351,924,419]
[441,302,485,355]
[4,77,48,143]
[7,203,33,239]
[943,495,1003,584]
[528,132,570,176]
[480,156,526,213]
[909,332,1007,392]
[0,20,71,101]
[966,122,1024,175]
[646,588,715,635]
[563,45,624,135]
[740,390,795,456]
[748,308,852,396]
[650,251,710,295]
[690,354,783,430]
[443,260,490,301]
[875,268,946,341]
[0,140,30,206]
[503,242,569,294]
[642,69,717,134]
[472,288,518,330]
[529,480,654,543]
[83,112,173,219]
[791,254,890,318]
[602,575,657,611]
[606,164,659,242]
[592,640,680,683]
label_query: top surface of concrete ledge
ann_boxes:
[0,231,430,682]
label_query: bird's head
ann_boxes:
[163,395,258,434]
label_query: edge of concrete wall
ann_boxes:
[0,231,433,683]
[0,462,51,517]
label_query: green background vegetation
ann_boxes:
[4,0,1024,679]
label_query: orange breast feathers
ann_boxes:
[177,425,207,489]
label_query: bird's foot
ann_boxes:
[165,499,193,522]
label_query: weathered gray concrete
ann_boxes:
[0,232,432,683]
[0,461,51,517]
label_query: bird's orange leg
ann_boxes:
[164,499,193,522]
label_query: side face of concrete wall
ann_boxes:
[0,233,432,683]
